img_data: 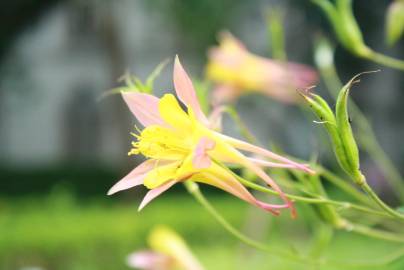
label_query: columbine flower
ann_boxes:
[127,226,204,270]
[206,32,318,104]
[108,56,314,216]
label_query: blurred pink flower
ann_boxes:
[206,32,318,104]
[127,226,204,270]
[127,251,174,270]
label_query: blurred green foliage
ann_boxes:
[0,189,245,270]
[0,166,118,196]
[0,189,403,270]
[143,0,247,53]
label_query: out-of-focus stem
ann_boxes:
[222,166,390,218]
[356,175,404,220]
[345,221,404,243]
[308,224,334,259]
[361,131,404,202]
[183,181,313,264]
[265,8,287,61]
[185,176,404,266]
[218,165,404,244]
[367,50,404,71]
[224,106,258,144]
[316,166,372,206]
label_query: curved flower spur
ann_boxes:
[108,56,315,217]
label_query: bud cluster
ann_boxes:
[300,74,368,183]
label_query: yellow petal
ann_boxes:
[143,162,180,189]
[193,127,242,164]
[158,94,192,131]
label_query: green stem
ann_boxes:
[183,181,314,264]
[265,8,287,61]
[308,224,334,259]
[357,177,404,221]
[315,167,373,206]
[185,181,404,266]
[224,106,258,144]
[215,162,389,218]
[361,131,404,203]
[366,50,404,71]
[238,175,388,217]
[345,221,404,243]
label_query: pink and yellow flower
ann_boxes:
[127,226,204,270]
[108,56,314,216]
[206,32,318,104]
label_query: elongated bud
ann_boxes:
[301,72,377,181]
[335,71,378,181]
[335,77,360,175]
[386,0,404,46]
[299,89,351,172]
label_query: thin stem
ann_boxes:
[224,106,258,144]
[361,131,404,203]
[317,167,372,206]
[185,181,404,267]
[183,181,314,265]
[217,163,390,218]
[278,155,372,205]
[308,223,334,259]
[239,176,388,217]
[346,221,404,243]
[265,8,287,61]
[358,179,404,221]
[367,50,404,71]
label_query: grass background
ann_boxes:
[1,187,403,270]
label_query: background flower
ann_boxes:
[206,32,318,104]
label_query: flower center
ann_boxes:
[128,125,190,160]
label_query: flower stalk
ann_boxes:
[183,181,316,265]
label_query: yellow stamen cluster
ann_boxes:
[128,125,190,160]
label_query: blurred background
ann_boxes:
[0,0,403,269]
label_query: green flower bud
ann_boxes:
[299,89,351,173]
[335,76,360,175]
[335,72,378,180]
[386,0,404,46]
[301,72,377,181]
